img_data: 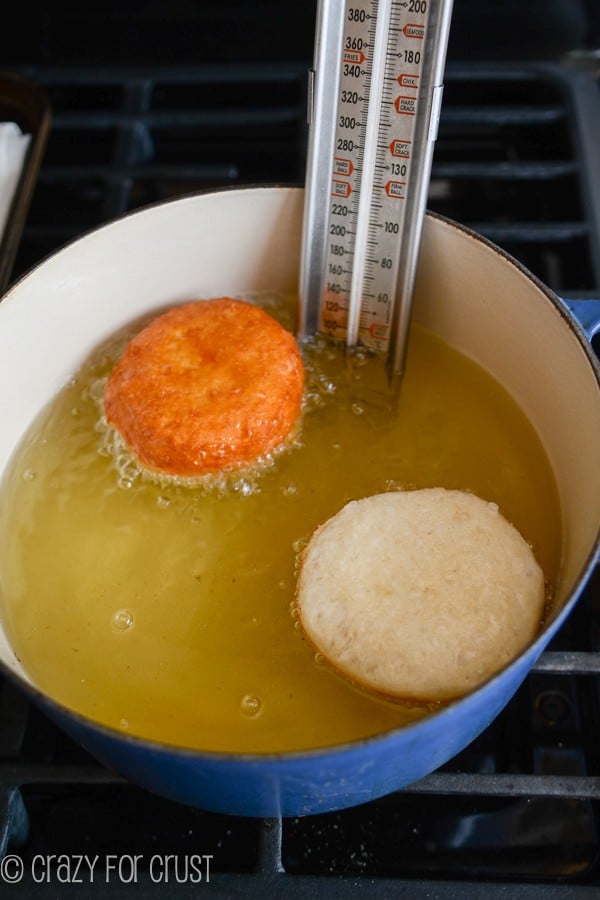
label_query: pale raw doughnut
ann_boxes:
[296,488,546,701]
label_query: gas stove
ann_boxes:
[1,2,600,895]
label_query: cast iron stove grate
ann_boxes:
[1,60,600,897]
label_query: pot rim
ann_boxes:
[1,183,599,766]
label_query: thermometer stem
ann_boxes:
[347,0,392,348]
[300,0,454,387]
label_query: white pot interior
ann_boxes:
[414,213,600,606]
[0,186,598,685]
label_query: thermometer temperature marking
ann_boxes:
[300,0,454,382]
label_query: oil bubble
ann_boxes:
[292,537,308,554]
[241,694,262,717]
[234,478,258,497]
[352,352,369,368]
[112,609,134,630]
[306,390,325,409]
[119,718,129,728]
[351,402,364,416]
[318,375,336,395]
[314,652,325,666]
[283,483,297,496]
[22,469,36,482]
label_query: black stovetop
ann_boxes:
[1,3,600,896]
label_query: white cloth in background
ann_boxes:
[0,122,31,242]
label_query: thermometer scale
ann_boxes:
[299,0,454,385]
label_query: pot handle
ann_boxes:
[562,298,600,343]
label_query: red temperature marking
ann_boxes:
[332,180,352,198]
[403,23,424,39]
[397,73,419,89]
[368,322,389,339]
[394,96,417,115]
[389,139,411,158]
[343,50,366,64]
[333,157,354,177]
[385,180,407,199]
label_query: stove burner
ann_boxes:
[1,58,600,895]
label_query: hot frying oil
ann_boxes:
[0,294,562,753]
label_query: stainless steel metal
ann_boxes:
[298,0,347,340]
[299,0,454,387]
[345,0,393,349]
[387,1,454,385]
